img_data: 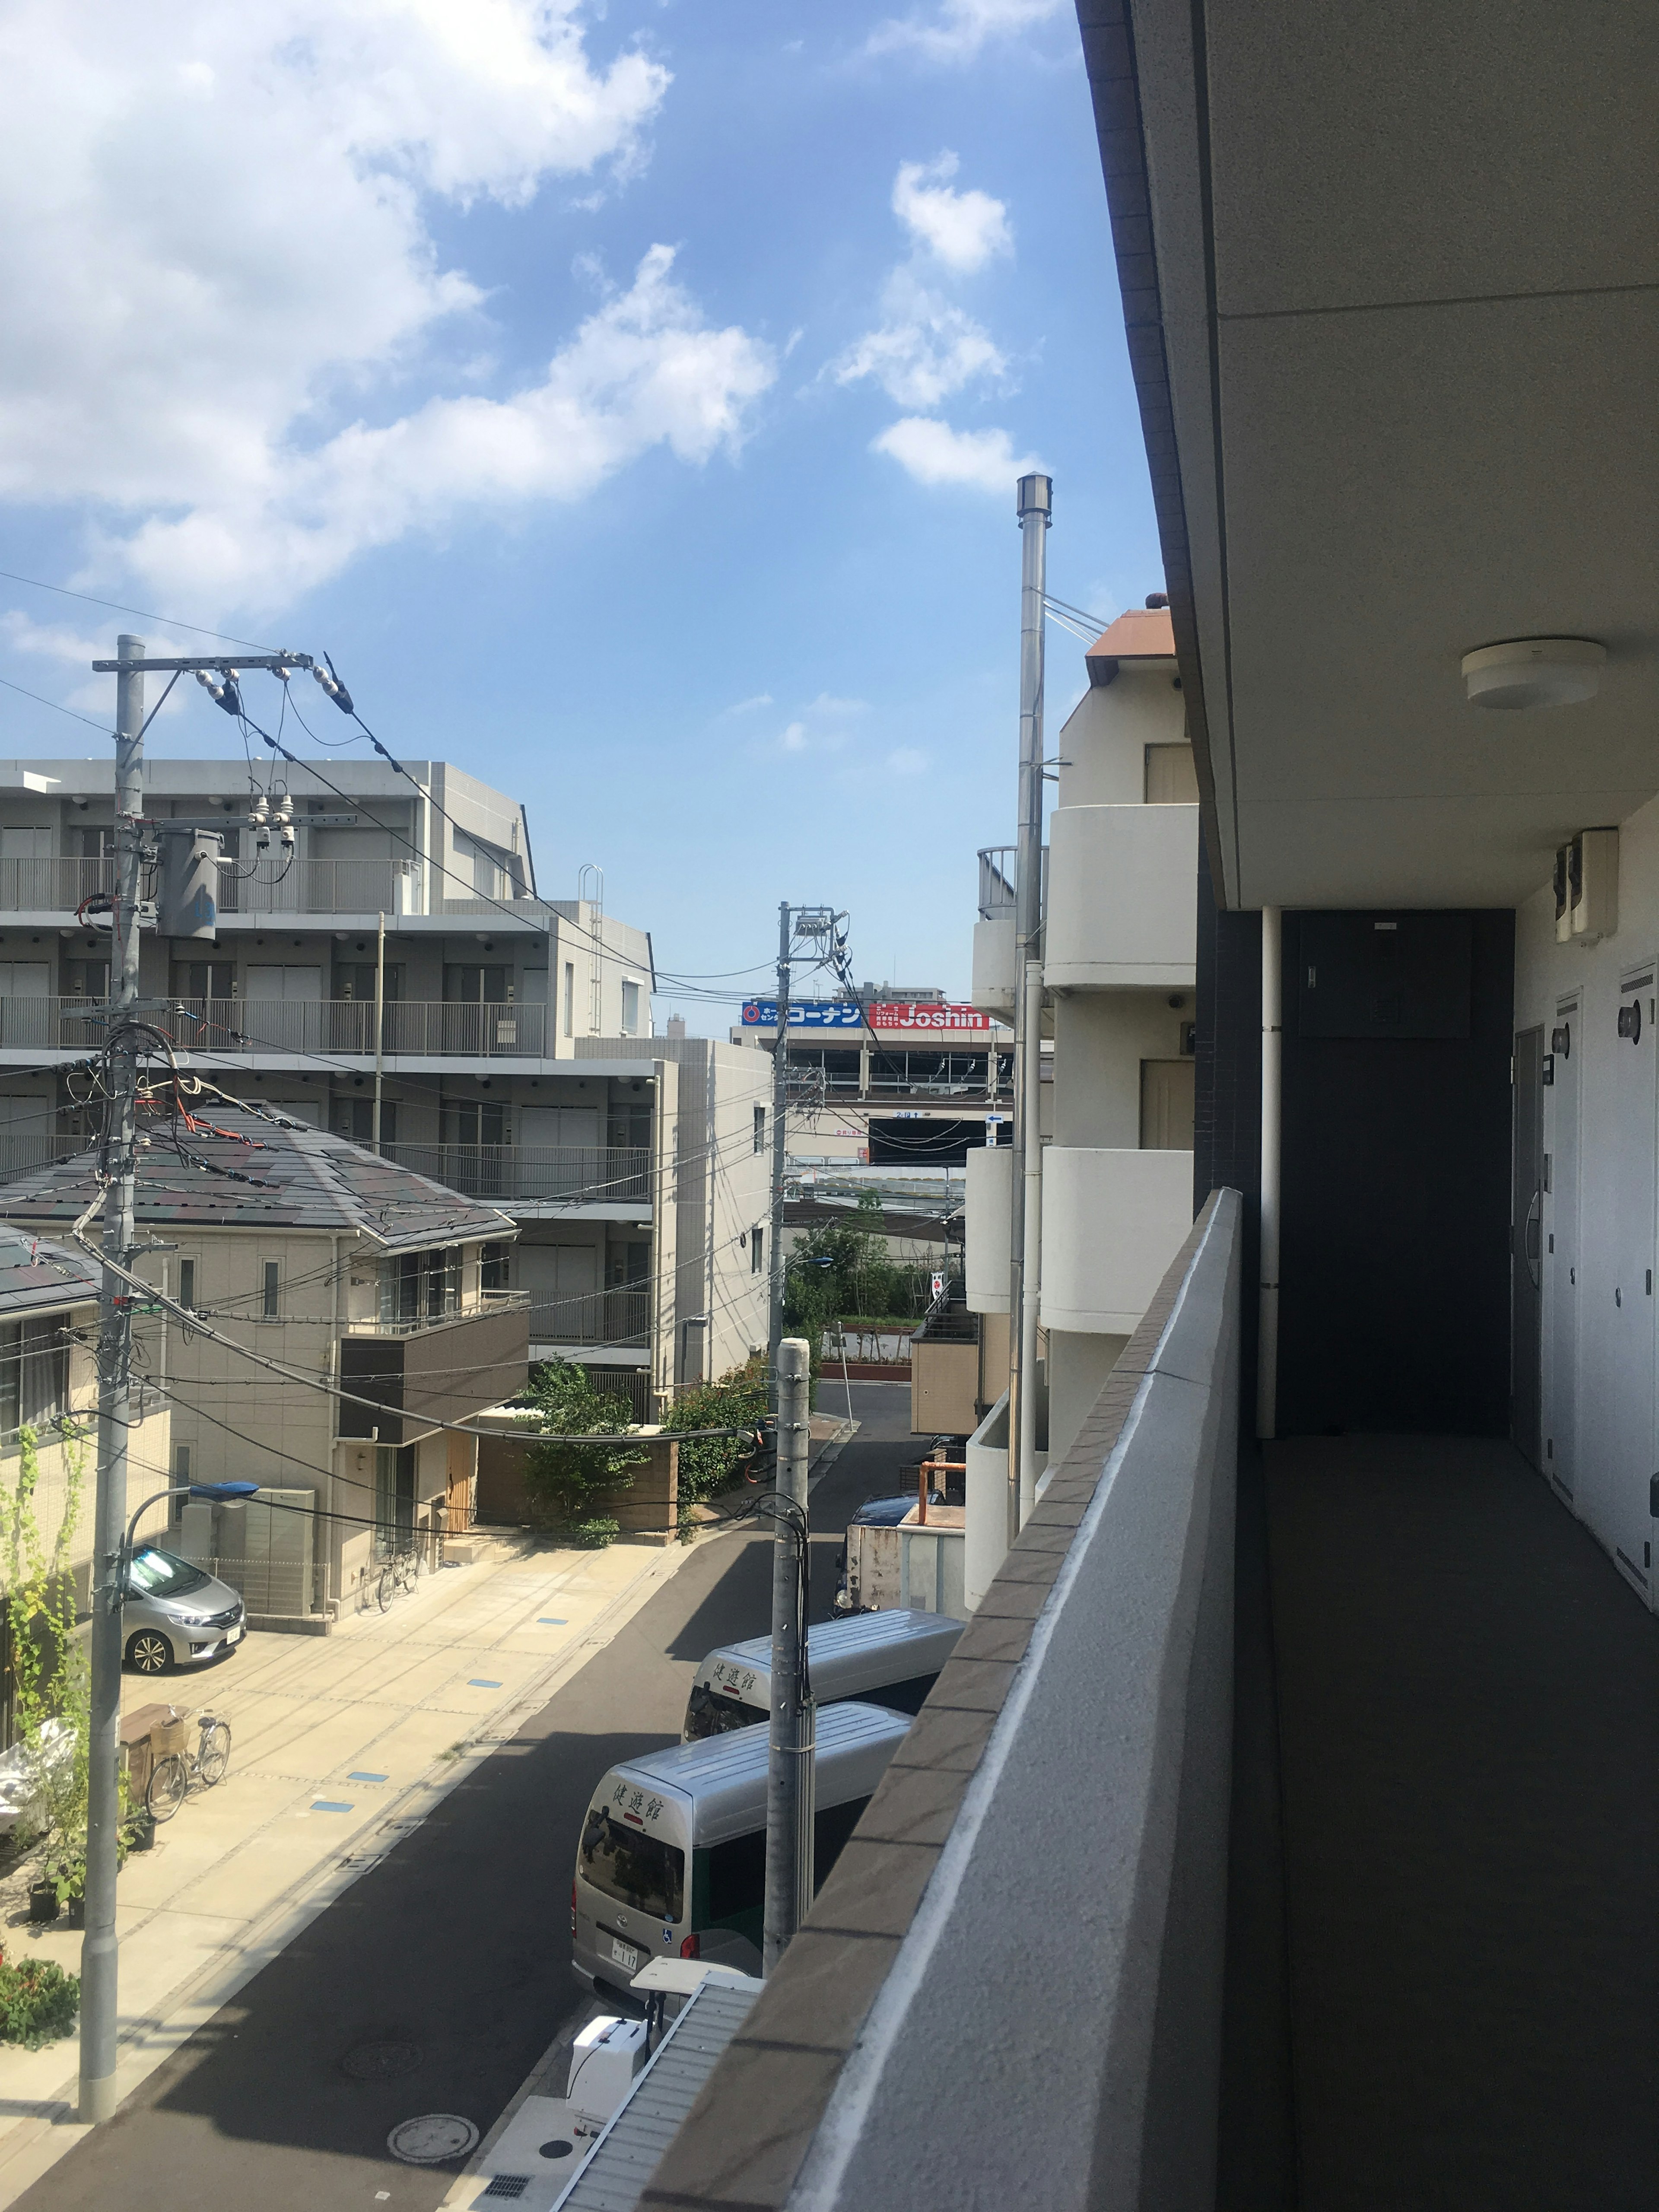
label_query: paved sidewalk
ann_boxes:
[0,1529,690,2205]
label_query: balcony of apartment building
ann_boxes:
[0,995,561,1064]
[524,1284,652,1354]
[379,1141,651,1218]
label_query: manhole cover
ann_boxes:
[342,2040,423,2081]
[387,2113,479,2164]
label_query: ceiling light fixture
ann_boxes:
[1461,637,1605,710]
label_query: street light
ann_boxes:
[120,1480,261,1581]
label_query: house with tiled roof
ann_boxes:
[0,1109,527,1624]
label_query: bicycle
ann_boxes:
[375,1545,423,1613]
[146,1711,232,1823]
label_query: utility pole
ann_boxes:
[80,642,312,2126]
[766,901,791,1402]
[79,635,144,2126]
[1007,473,1052,1543]
[762,1335,813,1972]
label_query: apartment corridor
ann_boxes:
[1224,1434,1659,2210]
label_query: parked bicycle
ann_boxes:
[146,1711,232,1822]
[375,1545,423,1613]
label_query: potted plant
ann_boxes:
[124,1809,156,1855]
[44,1850,85,1929]
[26,1877,58,1925]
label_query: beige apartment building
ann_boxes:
[0,1112,527,1621]
[0,754,768,1414]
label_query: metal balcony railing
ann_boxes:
[167,998,550,1058]
[381,1143,650,1204]
[527,1287,650,1346]
[977,845,1017,919]
[0,856,423,916]
[343,1288,530,1338]
[219,859,423,916]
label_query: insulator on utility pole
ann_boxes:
[763,1335,814,1974]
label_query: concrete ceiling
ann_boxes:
[1084,0,1659,909]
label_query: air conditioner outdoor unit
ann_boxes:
[1572,827,1618,947]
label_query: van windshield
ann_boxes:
[127,1547,210,1599]
[580,1805,684,1921]
[685,1683,766,1741]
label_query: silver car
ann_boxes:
[123,1545,246,1675]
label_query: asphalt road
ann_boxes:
[19,1382,919,2212]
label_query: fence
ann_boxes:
[528,1288,651,1346]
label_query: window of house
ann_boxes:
[0,1317,69,1436]
[378,1247,461,1324]
[443,1100,505,1148]
[753,1104,766,1154]
[481,1241,510,1292]
[178,1259,195,1310]
[621,979,642,1035]
[261,1261,280,1319]
[444,965,511,1005]
[751,1227,764,1276]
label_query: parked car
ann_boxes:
[123,1546,246,1675]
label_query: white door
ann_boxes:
[1602,966,1657,1604]
[0,963,52,1049]
[244,966,323,1053]
[1545,998,1581,1506]
[519,1105,601,1196]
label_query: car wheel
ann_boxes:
[125,1629,172,1675]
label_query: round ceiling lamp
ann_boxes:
[1461,637,1605,709]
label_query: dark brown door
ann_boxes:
[1512,1026,1545,1467]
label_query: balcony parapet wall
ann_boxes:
[642,1186,1242,2211]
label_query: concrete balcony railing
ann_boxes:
[1041,1145,1196,1334]
[527,1287,650,1347]
[646,1191,1241,2209]
[343,1289,530,1340]
[381,1143,650,1206]
[1043,801,1198,988]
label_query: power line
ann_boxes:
[0,567,277,652]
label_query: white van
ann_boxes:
[682,1609,965,1742]
[572,1701,911,1991]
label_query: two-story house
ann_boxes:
[0,1109,526,1620]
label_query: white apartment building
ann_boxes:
[0,755,768,1414]
[964,601,1200,1476]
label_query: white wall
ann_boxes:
[1516,787,1659,1609]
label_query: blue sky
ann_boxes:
[0,0,1160,1019]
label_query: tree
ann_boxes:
[518,1360,646,1535]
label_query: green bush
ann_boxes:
[665,1356,768,1509]
[0,1955,79,2049]
[571,1517,620,1549]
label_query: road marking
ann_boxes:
[348,1771,389,1783]
[537,1618,567,1625]
[469,1678,502,1688]
[311,1799,353,1813]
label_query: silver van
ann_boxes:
[123,1545,246,1675]
[682,1609,964,1742]
[572,1701,911,1992]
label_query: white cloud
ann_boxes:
[893,154,1011,274]
[831,271,1006,409]
[0,3,776,611]
[866,0,1065,65]
[755,693,868,760]
[887,747,929,776]
[779,722,809,753]
[871,417,1039,494]
[723,692,775,715]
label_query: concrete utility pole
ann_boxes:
[766,902,791,1402]
[79,635,145,2126]
[80,640,313,2125]
[1007,473,1052,1542]
[762,1335,814,1973]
